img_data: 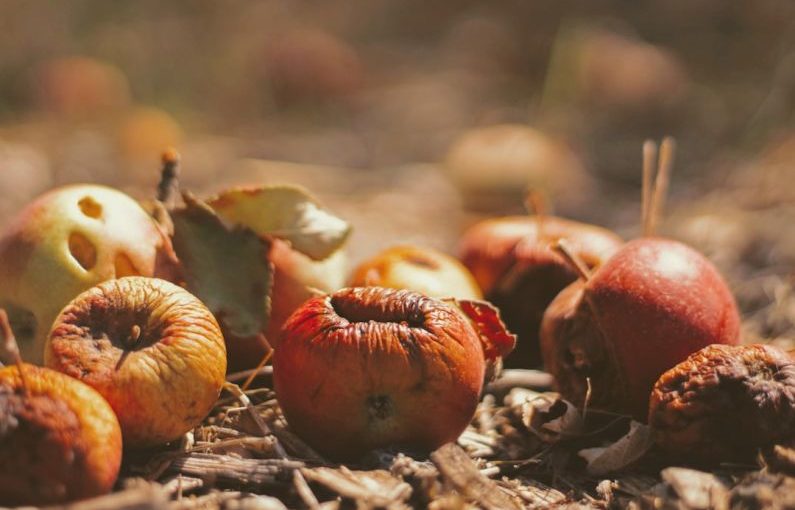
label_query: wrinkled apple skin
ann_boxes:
[45,277,227,448]
[0,184,178,364]
[541,238,741,419]
[350,245,482,300]
[459,215,622,367]
[0,364,122,506]
[273,287,485,460]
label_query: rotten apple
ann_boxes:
[0,363,122,505]
[45,276,227,447]
[540,237,741,419]
[273,286,514,460]
[0,184,178,364]
[459,215,622,367]
[350,245,482,300]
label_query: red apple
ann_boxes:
[273,286,513,460]
[540,237,741,419]
[34,56,130,118]
[350,245,482,300]
[459,215,622,367]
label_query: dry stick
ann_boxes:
[0,309,29,394]
[641,140,658,237]
[552,239,592,282]
[157,147,181,204]
[223,381,322,505]
[241,336,274,392]
[525,190,548,240]
[647,137,676,237]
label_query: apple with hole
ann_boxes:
[0,362,122,505]
[459,215,622,367]
[350,245,482,300]
[0,184,179,364]
[273,286,514,460]
[45,276,226,447]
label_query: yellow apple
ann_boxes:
[0,184,177,364]
[350,245,482,300]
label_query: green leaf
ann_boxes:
[171,192,273,337]
[206,185,350,260]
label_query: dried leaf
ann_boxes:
[453,299,517,361]
[207,185,351,260]
[171,193,273,337]
[578,421,654,475]
[519,391,584,442]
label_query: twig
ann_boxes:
[157,148,181,204]
[226,365,274,383]
[642,140,657,237]
[647,137,676,237]
[242,336,274,392]
[552,239,592,282]
[167,452,303,489]
[0,309,28,394]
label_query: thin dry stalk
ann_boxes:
[642,140,658,236]
[647,137,676,237]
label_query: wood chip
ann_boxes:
[430,443,522,510]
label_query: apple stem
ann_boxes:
[647,137,676,237]
[553,239,592,282]
[641,140,657,237]
[0,309,29,395]
[524,190,548,240]
[157,147,181,205]
[241,334,274,392]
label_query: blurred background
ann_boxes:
[1,1,795,341]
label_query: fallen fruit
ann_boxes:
[459,214,622,367]
[273,286,513,460]
[0,363,122,505]
[649,344,795,463]
[33,56,130,117]
[444,124,591,212]
[0,184,178,364]
[45,276,226,447]
[350,244,482,300]
[540,237,741,419]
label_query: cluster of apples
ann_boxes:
[0,182,233,504]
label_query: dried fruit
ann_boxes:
[273,286,513,460]
[45,276,226,447]
[459,214,622,367]
[0,363,122,505]
[350,245,482,300]
[649,343,795,463]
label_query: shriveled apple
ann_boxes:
[0,184,178,364]
[45,277,226,448]
[273,287,514,460]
